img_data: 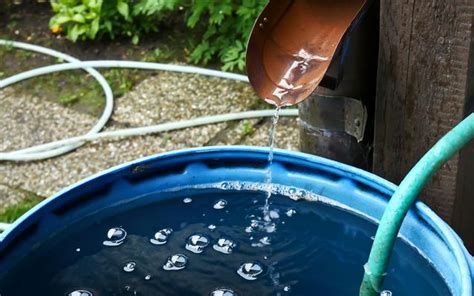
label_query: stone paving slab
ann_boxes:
[0,72,300,205]
[0,88,96,152]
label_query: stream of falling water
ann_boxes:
[263,106,281,220]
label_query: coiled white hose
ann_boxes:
[0,39,114,160]
[0,39,298,162]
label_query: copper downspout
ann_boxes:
[246,0,367,106]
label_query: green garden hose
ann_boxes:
[360,113,474,296]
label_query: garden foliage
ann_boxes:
[49,0,268,71]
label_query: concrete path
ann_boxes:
[0,72,299,209]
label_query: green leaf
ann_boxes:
[117,1,130,19]
[89,18,100,38]
[72,14,86,23]
[103,20,112,32]
[68,24,80,42]
[52,15,72,25]
[132,35,139,45]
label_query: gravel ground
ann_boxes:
[0,72,299,208]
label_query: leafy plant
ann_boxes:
[49,0,268,71]
[186,0,267,71]
[49,0,178,43]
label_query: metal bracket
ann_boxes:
[298,94,367,142]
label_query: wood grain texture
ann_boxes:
[374,0,473,249]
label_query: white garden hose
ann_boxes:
[0,39,298,162]
[0,39,114,160]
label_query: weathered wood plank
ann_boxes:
[374,0,474,249]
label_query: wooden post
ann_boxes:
[373,1,474,250]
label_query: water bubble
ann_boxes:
[150,228,173,245]
[185,234,210,254]
[251,236,271,248]
[264,223,276,233]
[283,286,290,292]
[103,227,127,246]
[213,199,227,209]
[220,182,230,190]
[75,248,81,252]
[380,291,392,296]
[68,290,93,296]
[210,288,237,296]
[144,274,151,280]
[237,262,264,281]
[269,210,280,219]
[213,238,237,254]
[296,190,307,199]
[286,209,296,217]
[183,197,192,203]
[208,224,216,231]
[163,254,188,271]
[123,261,136,272]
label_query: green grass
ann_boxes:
[0,195,43,224]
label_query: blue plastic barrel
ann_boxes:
[0,146,472,295]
